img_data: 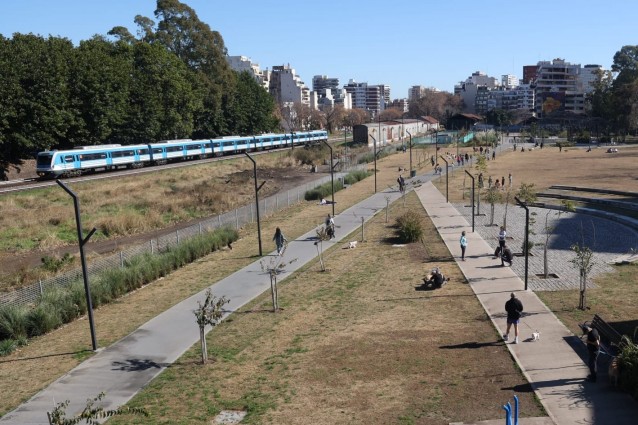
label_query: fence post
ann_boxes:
[176,230,180,245]
[120,251,124,268]
[235,208,239,229]
[276,195,279,210]
[39,279,44,296]
[199,223,202,235]
[287,190,290,207]
[150,239,154,254]
[218,215,222,228]
[361,216,364,241]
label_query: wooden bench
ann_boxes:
[582,314,625,357]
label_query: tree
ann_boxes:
[485,187,503,226]
[378,107,403,121]
[47,392,148,424]
[409,90,462,122]
[193,289,229,364]
[260,255,297,312]
[223,71,278,135]
[570,243,593,310]
[314,226,332,272]
[516,183,538,255]
[324,105,347,134]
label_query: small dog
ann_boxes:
[348,241,358,249]
[531,331,541,341]
[609,357,620,387]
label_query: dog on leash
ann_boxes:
[531,330,541,341]
[609,357,620,387]
[348,241,358,249]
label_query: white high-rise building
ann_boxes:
[312,75,352,110]
[226,55,270,90]
[501,74,519,89]
[343,80,390,116]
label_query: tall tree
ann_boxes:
[222,71,278,135]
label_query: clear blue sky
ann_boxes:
[1,0,635,99]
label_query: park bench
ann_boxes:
[581,314,626,357]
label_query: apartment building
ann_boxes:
[226,55,270,90]
[269,64,310,106]
[312,75,352,110]
[344,80,391,117]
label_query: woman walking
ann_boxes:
[273,227,287,255]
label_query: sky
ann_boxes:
[1,0,636,99]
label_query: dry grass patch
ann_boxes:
[433,144,638,203]
[109,193,543,425]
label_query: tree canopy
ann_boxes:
[0,0,280,176]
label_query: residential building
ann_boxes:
[579,64,603,94]
[344,80,391,117]
[409,85,426,101]
[522,65,537,84]
[226,55,270,90]
[534,58,584,115]
[269,64,310,106]
[312,75,352,110]
[501,74,519,89]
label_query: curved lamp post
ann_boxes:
[321,140,336,217]
[464,170,475,233]
[515,196,530,291]
[439,155,449,202]
[406,130,413,176]
[370,134,377,193]
[246,137,265,256]
[56,180,98,351]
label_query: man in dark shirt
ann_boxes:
[504,293,524,344]
[584,325,600,382]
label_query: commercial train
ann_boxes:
[36,130,328,179]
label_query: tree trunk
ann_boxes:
[200,327,207,364]
[270,275,279,312]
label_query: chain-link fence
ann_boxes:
[0,165,366,308]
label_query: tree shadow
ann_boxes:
[111,358,167,372]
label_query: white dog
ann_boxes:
[348,241,358,249]
[531,331,541,341]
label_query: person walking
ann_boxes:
[584,325,600,382]
[508,173,513,188]
[498,226,507,250]
[504,293,524,344]
[325,214,335,239]
[273,227,287,255]
[501,245,513,267]
[460,231,468,261]
[501,176,505,188]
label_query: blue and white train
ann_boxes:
[36,130,328,178]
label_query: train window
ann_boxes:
[168,146,183,152]
[187,144,201,150]
[212,142,221,148]
[238,140,248,145]
[64,155,74,163]
[138,149,148,155]
[152,148,163,154]
[222,141,235,147]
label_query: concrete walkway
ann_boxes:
[415,181,638,425]
[3,161,637,424]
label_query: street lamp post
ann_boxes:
[246,138,265,256]
[439,155,449,202]
[370,134,377,193]
[406,130,413,176]
[464,170,475,232]
[56,180,98,351]
[322,140,335,217]
[515,197,530,291]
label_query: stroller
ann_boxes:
[420,267,449,290]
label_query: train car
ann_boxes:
[36,144,149,178]
[36,131,329,179]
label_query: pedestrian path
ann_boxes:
[415,181,638,425]
[0,181,407,424]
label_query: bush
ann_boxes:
[396,211,424,243]
[619,336,638,399]
[0,226,240,355]
[26,304,62,337]
[0,305,29,340]
[0,339,18,356]
[343,170,371,185]
[304,180,344,201]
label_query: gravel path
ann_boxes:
[452,201,638,291]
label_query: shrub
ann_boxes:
[0,339,18,356]
[0,226,240,354]
[396,211,424,243]
[343,170,371,185]
[304,180,345,201]
[26,304,62,337]
[619,336,638,399]
[0,305,29,340]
